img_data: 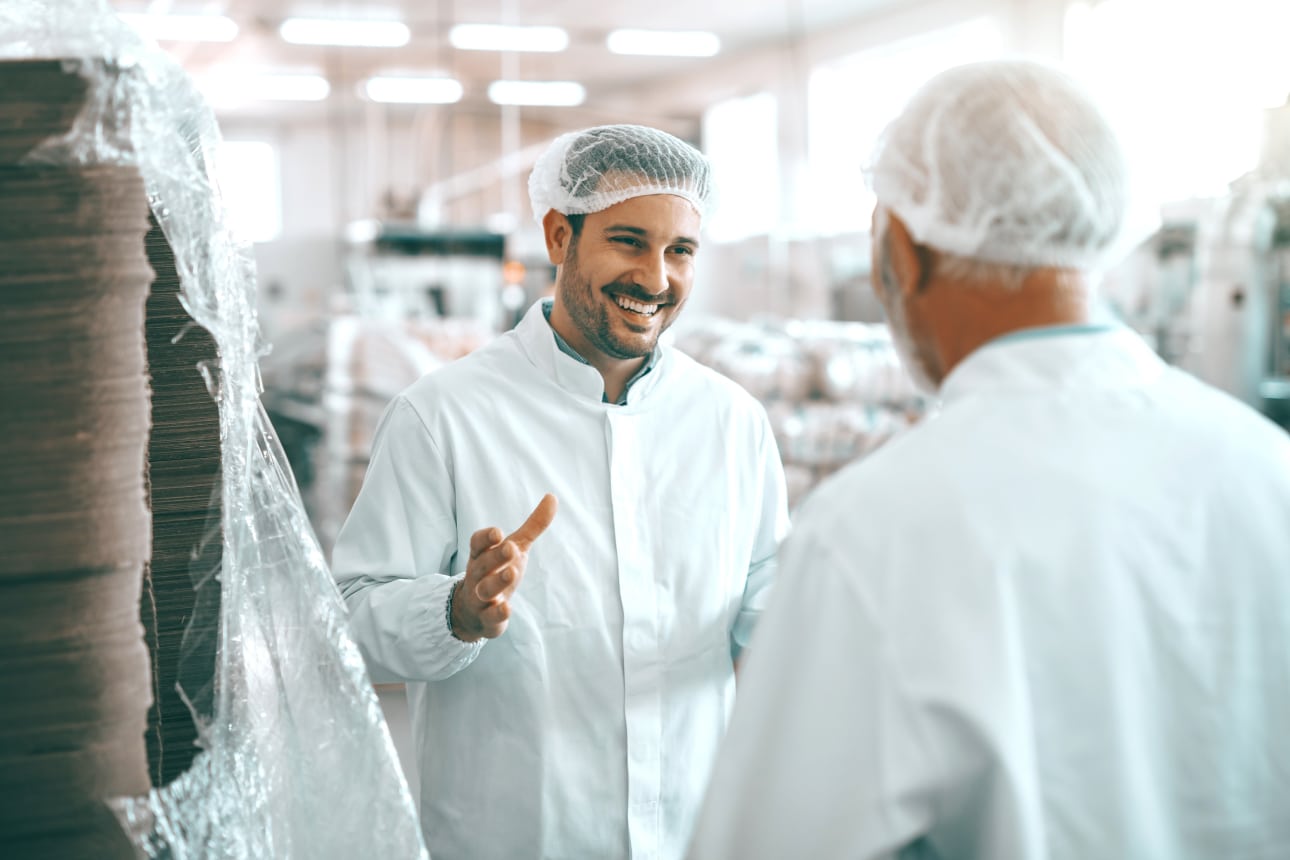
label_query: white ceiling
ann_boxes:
[112,0,909,117]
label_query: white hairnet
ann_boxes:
[868,59,1131,271]
[528,124,714,221]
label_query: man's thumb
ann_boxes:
[507,493,558,550]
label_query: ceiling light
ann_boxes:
[279,17,410,47]
[487,212,519,234]
[363,76,463,104]
[450,24,568,53]
[606,29,720,57]
[345,219,382,244]
[117,12,238,42]
[488,80,585,107]
[199,73,331,106]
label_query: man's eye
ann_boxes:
[672,245,695,256]
[611,236,642,247]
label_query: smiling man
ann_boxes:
[331,124,789,860]
[544,190,700,404]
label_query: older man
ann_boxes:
[332,124,788,860]
[688,60,1290,860]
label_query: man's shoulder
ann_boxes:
[806,423,934,504]
[403,332,521,394]
[664,346,769,416]
[393,332,527,422]
[1162,366,1290,441]
[791,408,981,544]
[1155,370,1290,497]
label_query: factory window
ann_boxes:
[804,16,1005,237]
[217,140,282,243]
[1065,0,1290,205]
[703,91,780,242]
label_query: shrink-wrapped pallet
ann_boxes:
[0,4,428,858]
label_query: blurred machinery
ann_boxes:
[343,221,507,326]
[1106,98,1290,430]
[1183,225,1290,428]
[674,316,925,510]
[262,222,508,556]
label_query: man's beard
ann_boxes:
[878,253,939,395]
[558,242,670,360]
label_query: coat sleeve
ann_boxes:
[688,523,938,860]
[729,407,791,659]
[332,395,484,683]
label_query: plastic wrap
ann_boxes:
[0,3,428,857]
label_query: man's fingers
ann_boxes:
[477,599,511,632]
[473,565,517,604]
[471,541,517,581]
[507,493,558,551]
[469,526,502,560]
[463,495,555,628]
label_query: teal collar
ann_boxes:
[985,322,1120,349]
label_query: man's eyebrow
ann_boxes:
[602,224,648,236]
[603,224,700,247]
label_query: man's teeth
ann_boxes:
[615,296,659,316]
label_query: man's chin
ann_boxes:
[605,317,663,354]
[890,335,939,395]
[603,331,657,361]
[607,343,655,361]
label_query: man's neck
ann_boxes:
[546,299,649,403]
[926,270,1093,380]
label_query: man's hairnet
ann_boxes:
[528,124,714,221]
[868,59,1131,271]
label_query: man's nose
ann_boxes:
[638,251,668,296]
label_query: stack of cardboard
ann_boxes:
[140,210,222,788]
[0,59,154,858]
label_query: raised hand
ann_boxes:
[450,494,558,642]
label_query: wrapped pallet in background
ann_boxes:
[676,316,925,510]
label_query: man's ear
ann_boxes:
[886,212,932,297]
[542,209,573,265]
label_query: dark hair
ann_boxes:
[565,212,586,237]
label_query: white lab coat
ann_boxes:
[688,326,1290,860]
[333,299,789,860]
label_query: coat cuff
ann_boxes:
[416,572,484,679]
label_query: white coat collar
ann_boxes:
[512,298,669,405]
[939,325,1167,406]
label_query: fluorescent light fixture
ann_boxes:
[450,24,568,53]
[345,218,382,243]
[200,73,331,105]
[488,80,585,106]
[250,74,331,101]
[487,212,519,234]
[118,12,238,42]
[363,76,463,104]
[279,17,410,47]
[607,29,720,57]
